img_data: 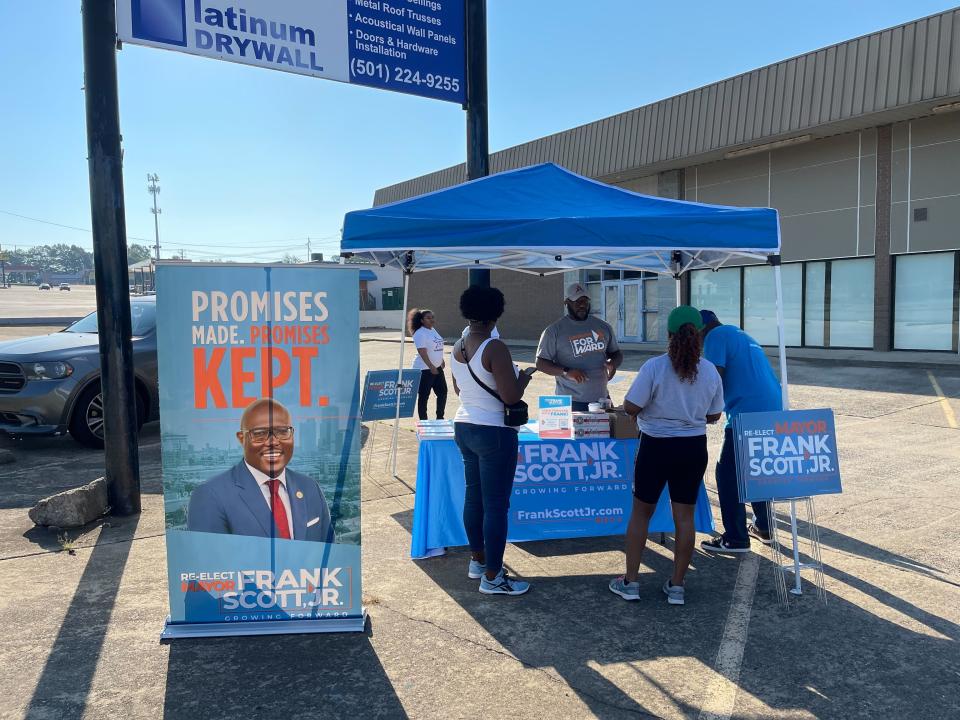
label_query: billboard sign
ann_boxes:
[156,263,364,637]
[117,0,466,103]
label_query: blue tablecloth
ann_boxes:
[411,435,715,558]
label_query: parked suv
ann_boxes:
[0,297,159,448]
[58,283,71,291]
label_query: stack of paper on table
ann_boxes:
[572,412,611,439]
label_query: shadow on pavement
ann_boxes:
[162,625,408,720]
[21,520,117,553]
[0,423,162,510]
[414,543,704,719]
[411,528,959,718]
[791,515,958,588]
[737,549,959,718]
[24,514,141,720]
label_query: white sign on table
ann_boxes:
[538,396,573,440]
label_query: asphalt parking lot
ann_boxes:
[0,284,99,318]
[0,335,958,719]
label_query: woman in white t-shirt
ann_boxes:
[409,308,447,420]
[608,305,724,607]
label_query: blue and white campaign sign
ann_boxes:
[360,369,421,421]
[156,263,364,637]
[510,439,631,540]
[117,0,466,103]
[409,437,717,557]
[733,409,842,502]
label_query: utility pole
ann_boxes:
[307,237,312,262]
[147,173,161,261]
[465,0,489,288]
[81,0,141,515]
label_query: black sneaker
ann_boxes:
[747,523,773,546]
[700,536,751,554]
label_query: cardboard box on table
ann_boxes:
[607,408,639,439]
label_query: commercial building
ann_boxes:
[374,8,960,353]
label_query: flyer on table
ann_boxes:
[538,396,573,439]
[157,264,362,631]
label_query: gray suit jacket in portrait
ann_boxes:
[186,462,335,543]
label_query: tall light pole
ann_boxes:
[147,173,161,261]
[465,0,489,288]
[82,0,141,514]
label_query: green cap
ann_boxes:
[667,305,705,334]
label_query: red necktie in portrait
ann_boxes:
[267,479,291,540]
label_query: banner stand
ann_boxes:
[156,264,367,638]
[161,611,368,640]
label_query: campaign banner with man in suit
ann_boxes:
[156,263,364,637]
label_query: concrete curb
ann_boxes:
[0,317,80,327]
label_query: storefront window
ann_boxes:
[586,282,602,317]
[743,264,802,346]
[829,258,875,348]
[691,268,741,326]
[894,253,956,351]
[805,262,826,346]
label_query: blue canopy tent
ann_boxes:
[341,162,790,470]
[342,162,780,275]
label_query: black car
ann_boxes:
[0,297,159,448]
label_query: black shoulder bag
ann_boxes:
[459,339,529,427]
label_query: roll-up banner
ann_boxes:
[156,263,364,638]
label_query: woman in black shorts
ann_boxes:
[608,306,724,606]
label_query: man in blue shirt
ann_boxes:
[699,310,782,553]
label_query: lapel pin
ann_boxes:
[296,491,304,499]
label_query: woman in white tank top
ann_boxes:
[449,286,533,596]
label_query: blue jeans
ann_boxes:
[454,422,519,576]
[717,427,769,544]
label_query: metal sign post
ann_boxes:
[81,0,141,514]
[465,0,490,289]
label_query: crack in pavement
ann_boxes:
[0,531,165,562]
[375,601,663,718]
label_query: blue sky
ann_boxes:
[1,1,956,262]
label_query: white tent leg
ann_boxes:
[773,262,802,594]
[675,276,681,307]
[390,273,411,478]
[773,264,790,408]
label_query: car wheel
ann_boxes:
[69,383,145,449]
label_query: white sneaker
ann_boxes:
[662,580,685,605]
[467,559,486,579]
[479,570,530,596]
[609,576,641,601]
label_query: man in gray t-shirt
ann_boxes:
[536,282,623,410]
